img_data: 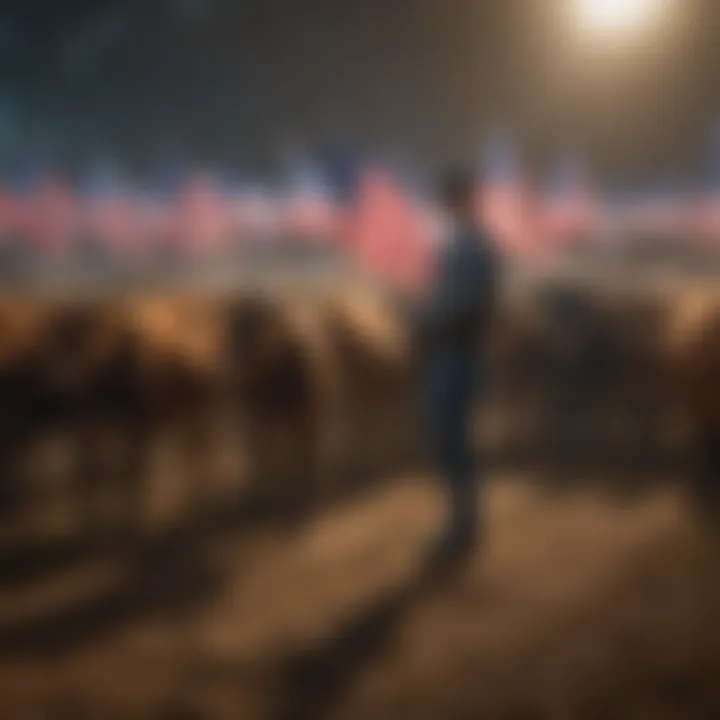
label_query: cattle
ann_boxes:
[224,290,342,522]
[0,297,148,531]
[0,297,48,513]
[91,293,229,536]
[485,280,616,456]
[221,282,427,522]
[0,293,231,537]
[488,275,680,462]
[599,287,677,456]
[33,297,152,536]
[664,287,720,522]
[488,281,558,454]
[0,271,715,544]
[218,277,720,529]
[318,285,423,478]
[0,288,342,534]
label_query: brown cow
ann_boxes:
[106,293,229,534]
[17,293,229,538]
[487,281,555,454]
[17,296,148,536]
[223,282,427,524]
[664,286,720,523]
[318,285,423,479]
[224,290,341,523]
[0,296,48,514]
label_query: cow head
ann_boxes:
[40,302,109,393]
[226,294,291,384]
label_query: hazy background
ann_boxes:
[1,0,718,184]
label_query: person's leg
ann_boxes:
[427,350,479,554]
[445,352,480,544]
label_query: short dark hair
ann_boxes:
[440,168,478,210]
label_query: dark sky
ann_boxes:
[0,0,718,184]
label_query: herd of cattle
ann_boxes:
[494,272,720,512]
[0,270,718,539]
[0,282,423,536]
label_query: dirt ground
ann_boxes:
[0,467,718,720]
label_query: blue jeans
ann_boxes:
[425,348,481,540]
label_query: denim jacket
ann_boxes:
[420,221,500,352]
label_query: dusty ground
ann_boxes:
[0,468,718,720]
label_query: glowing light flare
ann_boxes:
[574,0,665,33]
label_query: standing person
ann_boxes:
[420,169,501,565]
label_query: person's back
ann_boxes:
[423,219,498,353]
[420,169,500,567]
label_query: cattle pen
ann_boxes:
[0,256,719,720]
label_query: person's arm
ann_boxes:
[414,240,471,351]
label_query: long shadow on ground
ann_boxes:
[0,463,424,659]
[273,557,468,720]
[0,453,423,592]
[0,524,224,659]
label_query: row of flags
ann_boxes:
[0,171,338,258]
[479,131,720,262]
[0,134,720,285]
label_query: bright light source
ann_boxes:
[575,0,663,32]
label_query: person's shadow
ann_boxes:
[274,553,470,720]
[0,523,225,659]
[0,534,97,589]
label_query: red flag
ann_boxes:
[346,169,433,288]
[181,175,232,255]
[478,155,542,261]
[281,191,337,243]
[686,193,720,248]
[229,188,280,245]
[535,166,603,258]
[82,191,145,261]
[129,196,165,256]
[0,187,20,236]
[27,175,78,257]
[173,174,231,257]
[480,179,539,259]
